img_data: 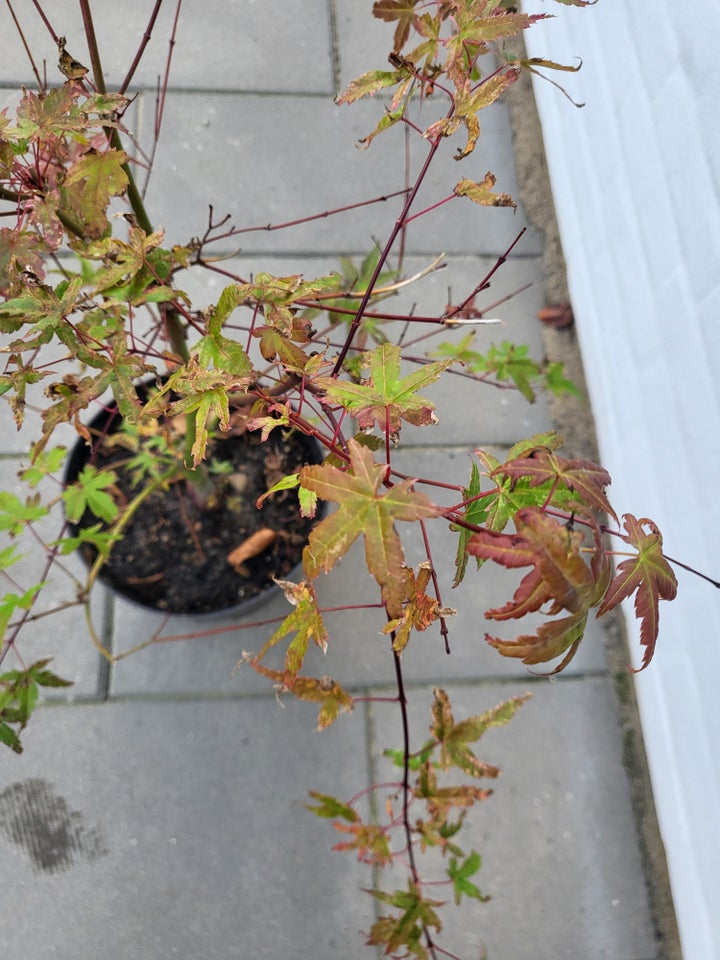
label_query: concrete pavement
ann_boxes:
[0,3,669,958]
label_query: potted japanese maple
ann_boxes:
[0,3,689,957]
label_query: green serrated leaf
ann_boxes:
[306,790,359,822]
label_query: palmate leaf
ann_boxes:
[429,688,529,778]
[447,851,489,905]
[63,464,119,524]
[335,69,406,105]
[487,609,590,674]
[0,228,47,298]
[425,70,519,159]
[247,661,353,729]
[597,514,678,671]
[474,432,568,533]
[454,173,516,209]
[63,148,129,237]
[416,762,493,821]
[254,580,328,680]
[315,343,451,438]
[493,447,618,522]
[332,819,393,865]
[382,561,455,653]
[469,509,591,603]
[13,86,84,142]
[0,659,71,753]
[366,882,444,960]
[300,439,442,617]
[467,507,611,672]
[306,790,359,823]
[372,0,422,52]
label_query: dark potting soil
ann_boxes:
[70,426,321,614]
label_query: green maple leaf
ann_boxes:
[452,458,488,587]
[300,439,441,616]
[367,882,444,959]
[335,69,405,105]
[255,580,328,680]
[306,791,359,823]
[0,492,48,533]
[474,433,569,534]
[596,514,678,671]
[63,148,129,236]
[0,659,71,753]
[63,464,119,524]
[316,343,451,437]
[159,359,252,465]
[430,688,528,777]
[493,447,618,522]
[0,277,83,351]
[448,851,489,905]
[86,228,169,296]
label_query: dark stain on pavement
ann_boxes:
[0,778,108,871]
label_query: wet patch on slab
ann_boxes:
[0,778,108,872]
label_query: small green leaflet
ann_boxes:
[63,464,119,524]
[448,851,489,905]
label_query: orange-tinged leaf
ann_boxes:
[429,688,528,778]
[382,562,454,653]
[494,447,618,522]
[485,610,589,674]
[416,763,493,820]
[248,661,352,729]
[336,69,405,105]
[255,579,328,679]
[597,514,678,671]
[469,508,595,617]
[300,439,441,616]
[467,508,612,671]
[454,173,516,209]
[315,343,450,438]
[332,820,393,865]
[372,0,421,52]
[64,148,128,235]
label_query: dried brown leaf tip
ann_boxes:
[57,37,89,81]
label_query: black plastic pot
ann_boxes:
[64,389,324,616]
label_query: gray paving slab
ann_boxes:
[0,0,334,94]
[0,695,371,959]
[369,678,657,960]
[138,91,540,256]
